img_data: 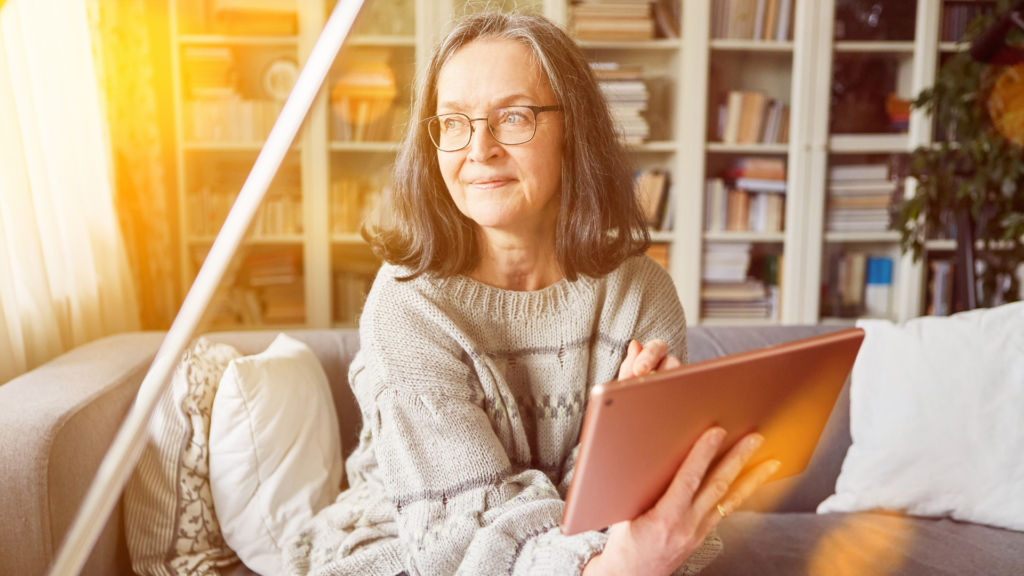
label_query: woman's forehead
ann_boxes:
[436,38,554,111]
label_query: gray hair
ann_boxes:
[367,10,650,280]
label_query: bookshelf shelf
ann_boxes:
[188,235,305,245]
[833,41,916,54]
[649,231,675,243]
[331,233,368,244]
[938,41,969,53]
[328,141,401,152]
[710,39,794,52]
[182,141,302,152]
[628,141,679,153]
[826,231,901,243]
[705,142,789,154]
[579,39,682,50]
[703,231,786,243]
[177,34,299,46]
[349,35,417,47]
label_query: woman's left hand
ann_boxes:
[618,339,682,380]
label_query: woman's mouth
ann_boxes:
[470,179,513,190]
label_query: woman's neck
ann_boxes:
[468,224,563,292]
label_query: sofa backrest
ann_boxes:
[209,324,852,512]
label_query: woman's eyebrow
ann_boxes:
[437,94,536,113]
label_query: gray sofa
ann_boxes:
[2,326,1021,575]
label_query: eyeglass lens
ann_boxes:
[428,107,537,151]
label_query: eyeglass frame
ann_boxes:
[421,104,564,152]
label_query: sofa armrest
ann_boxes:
[0,332,166,576]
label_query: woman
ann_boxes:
[285,11,779,576]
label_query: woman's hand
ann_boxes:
[586,340,782,576]
[618,339,682,380]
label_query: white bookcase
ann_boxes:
[169,0,964,329]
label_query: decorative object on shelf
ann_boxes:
[830,55,902,134]
[988,63,1024,145]
[833,0,916,41]
[262,57,299,101]
[895,2,1024,309]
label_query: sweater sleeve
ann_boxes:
[357,283,608,576]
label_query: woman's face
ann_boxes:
[434,39,564,235]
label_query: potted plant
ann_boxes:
[893,1,1024,308]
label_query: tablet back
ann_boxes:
[561,328,864,535]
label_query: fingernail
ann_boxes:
[709,429,726,447]
[749,434,765,450]
[768,460,782,475]
[635,362,649,373]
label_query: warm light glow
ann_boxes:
[807,513,915,575]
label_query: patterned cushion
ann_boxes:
[124,337,241,576]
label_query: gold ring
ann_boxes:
[717,503,728,518]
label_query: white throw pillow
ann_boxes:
[210,334,344,576]
[818,302,1024,532]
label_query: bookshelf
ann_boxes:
[169,0,969,330]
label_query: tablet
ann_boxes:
[561,328,864,535]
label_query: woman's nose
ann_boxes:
[466,120,502,163]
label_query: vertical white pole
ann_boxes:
[47,1,365,574]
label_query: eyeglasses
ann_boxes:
[422,105,563,152]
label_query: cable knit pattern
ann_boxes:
[284,255,723,576]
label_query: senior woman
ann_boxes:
[285,11,779,576]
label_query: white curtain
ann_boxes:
[0,0,140,385]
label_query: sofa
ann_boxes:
[2,326,1021,575]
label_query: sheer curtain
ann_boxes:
[0,0,140,385]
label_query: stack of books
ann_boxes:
[246,250,305,325]
[331,179,384,235]
[942,2,994,42]
[183,47,236,98]
[718,91,790,145]
[209,0,297,36]
[635,169,676,231]
[705,158,786,233]
[331,51,399,143]
[593,63,650,143]
[702,280,775,320]
[826,164,897,233]
[711,0,794,41]
[703,243,752,283]
[572,0,655,41]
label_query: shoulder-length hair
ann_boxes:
[367,10,651,281]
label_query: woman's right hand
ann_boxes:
[582,427,781,576]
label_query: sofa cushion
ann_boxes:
[210,333,344,576]
[819,303,1024,532]
[703,511,1024,576]
[123,337,241,576]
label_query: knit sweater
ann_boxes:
[283,255,723,576]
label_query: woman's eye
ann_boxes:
[443,118,461,130]
[504,113,524,124]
